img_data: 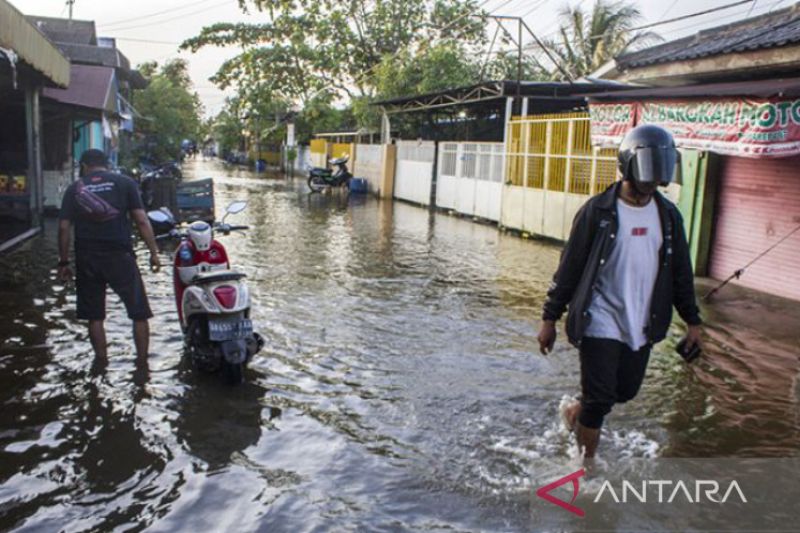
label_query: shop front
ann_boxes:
[589,81,800,301]
[0,0,70,252]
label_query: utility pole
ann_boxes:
[485,15,573,85]
[67,0,75,20]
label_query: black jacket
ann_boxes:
[541,181,702,347]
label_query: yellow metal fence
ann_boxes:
[507,112,617,195]
[310,139,328,155]
[331,142,353,161]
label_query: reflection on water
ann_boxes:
[0,160,798,531]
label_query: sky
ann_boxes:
[20,0,794,117]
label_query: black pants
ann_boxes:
[578,337,651,429]
[76,249,153,321]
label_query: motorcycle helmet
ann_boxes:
[187,221,212,251]
[617,124,679,195]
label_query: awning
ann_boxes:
[0,0,70,87]
[585,77,800,101]
[372,80,630,114]
[314,129,376,138]
[42,64,116,115]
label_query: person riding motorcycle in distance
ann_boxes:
[536,125,703,459]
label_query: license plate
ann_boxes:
[208,318,253,341]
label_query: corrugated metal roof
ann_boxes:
[55,42,131,71]
[617,2,800,69]
[26,16,97,46]
[0,0,70,87]
[27,16,133,75]
[372,80,628,106]
[42,64,116,114]
[585,77,800,100]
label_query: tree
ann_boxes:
[134,59,203,162]
[182,0,488,106]
[543,0,660,80]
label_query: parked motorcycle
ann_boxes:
[307,155,353,192]
[148,201,264,384]
[140,161,183,209]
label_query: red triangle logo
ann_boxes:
[535,468,585,517]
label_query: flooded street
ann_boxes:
[1,160,799,531]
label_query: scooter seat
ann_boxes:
[191,270,246,284]
[310,167,332,177]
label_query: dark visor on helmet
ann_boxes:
[632,146,677,186]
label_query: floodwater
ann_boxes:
[1,160,798,532]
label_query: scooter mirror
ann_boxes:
[226,201,247,215]
[147,210,171,223]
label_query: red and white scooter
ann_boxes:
[149,201,263,383]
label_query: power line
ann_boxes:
[99,0,221,28]
[768,0,789,12]
[531,0,756,47]
[101,0,234,33]
[519,0,551,20]
[650,1,778,42]
[110,37,181,45]
[628,0,754,32]
[658,0,681,21]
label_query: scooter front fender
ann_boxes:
[220,339,248,364]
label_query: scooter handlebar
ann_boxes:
[214,223,249,234]
[155,229,182,240]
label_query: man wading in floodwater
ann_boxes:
[57,149,161,370]
[537,125,703,459]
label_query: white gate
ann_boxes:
[394,140,436,205]
[436,142,504,221]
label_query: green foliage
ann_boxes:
[190,1,592,144]
[183,0,487,106]
[133,59,202,162]
[374,43,479,99]
[212,105,246,154]
[544,0,661,80]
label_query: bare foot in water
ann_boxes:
[560,398,581,433]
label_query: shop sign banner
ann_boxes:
[640,99,800,157]
[589,102,636,146]
[590,98,800,157]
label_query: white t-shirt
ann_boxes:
[584,197,663,350]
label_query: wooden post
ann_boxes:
[501,96,513,185]
[542,120,553,191]
[381,111,391,144]
[589,146,598,195]
[25,85,43,225]
[429,141,439,208]
[564,120,574,193]
[521,121,531,188]
[380,144,396,200]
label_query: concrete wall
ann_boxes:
[394,140,435,206]
[353,143,383,195]
[43,167,71,210]
[283,145,311,175]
